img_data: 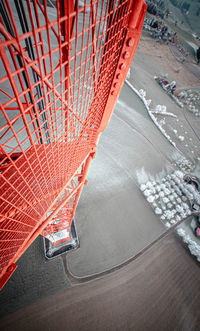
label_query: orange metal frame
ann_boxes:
[0,0,146,289]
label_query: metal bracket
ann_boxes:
[0,263,17,290]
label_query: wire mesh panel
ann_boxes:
[0,0,146,288]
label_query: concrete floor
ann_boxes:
[66,83,176,278]
[0,4,200,327]
[0,236,70,317]
[0,69,199,322]
[1,232,200,331]
[0,82,169,316]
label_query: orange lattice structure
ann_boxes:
[0,0,146,289]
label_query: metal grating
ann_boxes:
[0,0,146,288]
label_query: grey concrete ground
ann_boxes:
[1,232,200,331]
[128,41,200,169]
[0,236,70,318]
[0,82,171,315]
[183,62,200,81]
[0,11,200,327]
[66,83,177,278]
[1,33,200,320]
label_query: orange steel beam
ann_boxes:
[41,0,147,247]
[99,0,147,132]
[0,25,82,124]
[0,0,147,289]
[0,149,92,281]
[16,152,95,259]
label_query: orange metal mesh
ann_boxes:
[0,0,146,287]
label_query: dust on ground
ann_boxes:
[137,37,199,87]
